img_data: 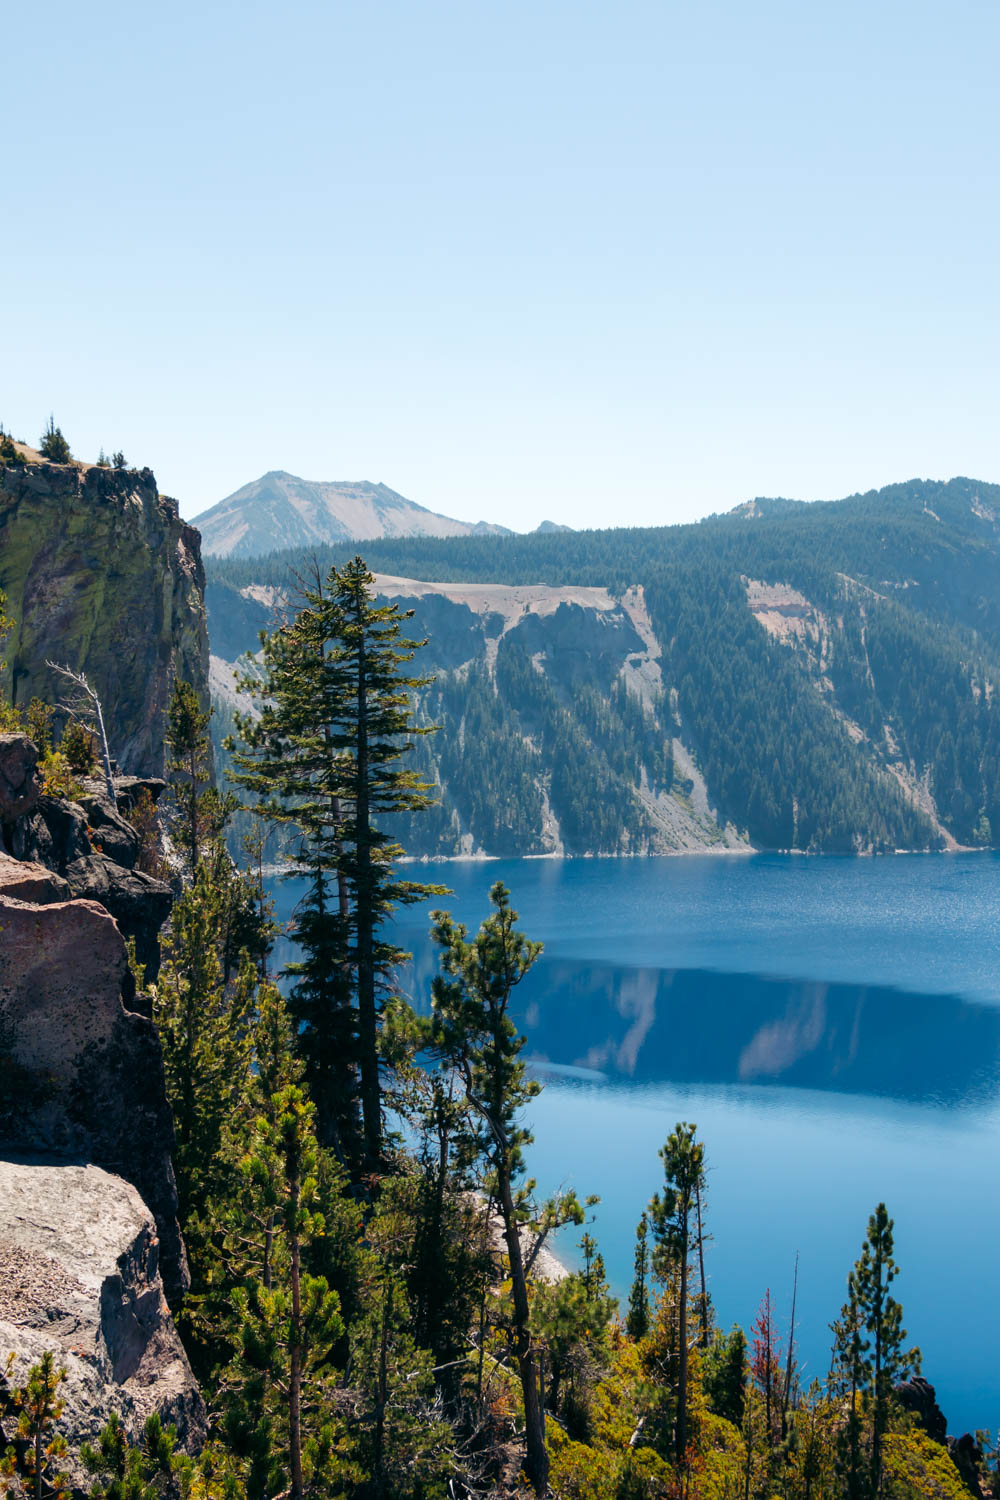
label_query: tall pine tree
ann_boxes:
[230,557,443,1172]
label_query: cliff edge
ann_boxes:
[0,457,208,777]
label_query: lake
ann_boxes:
[269,852,1000,1434]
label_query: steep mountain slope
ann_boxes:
[192,471,510,557]
[0,455,209,777]
[205,477,1000,856]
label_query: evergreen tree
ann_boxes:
[626,1210,651,1342]
[229,556,443,1171]
[702,1325,747,1429]
[0,1351,70,1499]
[81,1410,189,1498]
[649,1121,706,1464]
[857,1203,921,1496]
[212,1086,349,1500]
[166,679,230,872]
[39,415,71,463]
[348,1269,453,1499]
[427,882,550,1495]
[152,871,256,1225]
[830,1278,866,1500]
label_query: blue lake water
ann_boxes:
[269,853,1000,1433]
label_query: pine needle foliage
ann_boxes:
[228,555,445,1172]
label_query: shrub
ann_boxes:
[25,698,54,753]
[61,719,98,775]
[39,749,80,800]
[39,415,72,463]
[127,787,171,881]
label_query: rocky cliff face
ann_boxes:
[0,809,187,1306]
[0,733,171,976]
[0,459,209,777]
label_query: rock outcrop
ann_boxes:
[0,734,172,978]
[0,458,209,778]
[896,1376,948,1444]
[895,1377,985,1498]
[0,857,187,1305]
[0,1159,205,1493]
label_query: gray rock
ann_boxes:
[15,789,172,978]
[0,876,187,1306]
[0,1159,205,1492]
[0,733,41,826]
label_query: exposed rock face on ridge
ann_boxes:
[0,854,187,1306]
[0,1159,205,1493]
[0,733,171,977]
[0,458,209,778]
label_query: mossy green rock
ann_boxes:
[0,460,208,775]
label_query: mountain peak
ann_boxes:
[192,472,510,557]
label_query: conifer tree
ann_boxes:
[212,1086,349,1500]
[857,1204,920,1496]
[0,1351,70,1499]
[627,1210,651,1342]
[81,1410,189,1499]
[428,882,556,1495]
[650,1121,706,1464]
[230,556,443,1171]
[152,873,256,1225]
[166,679,230,872]
[39,415,71,463]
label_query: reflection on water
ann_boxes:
[394,944,1000,1108]
[267,858,1000,1430]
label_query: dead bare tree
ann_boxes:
[45,662,116,806]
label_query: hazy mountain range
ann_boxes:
[205,475,1000,859]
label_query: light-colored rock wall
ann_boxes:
[0,1159,205,1490]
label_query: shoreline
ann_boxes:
[259,844,988,877]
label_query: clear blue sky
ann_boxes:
[3,0,998,532]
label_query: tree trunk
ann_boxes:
[677,1215,689,1463]
[695,1181,710,1348]
[497,1166,548,1495]
[374,1280,391,1500]
[353,596,382,1172]
[289,1176,304,1500]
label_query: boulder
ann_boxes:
[0,1158,205,1492]
[0,879,187,1306]
[0,733,41,826]
[0,849,69,903]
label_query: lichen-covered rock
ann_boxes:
[0,461,209,778]
[0,876,187,1305]
[0,1158,205,1492]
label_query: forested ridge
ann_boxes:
[205,478,1000,855]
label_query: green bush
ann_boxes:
[61,719,98,775]
[39,415,72,463]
